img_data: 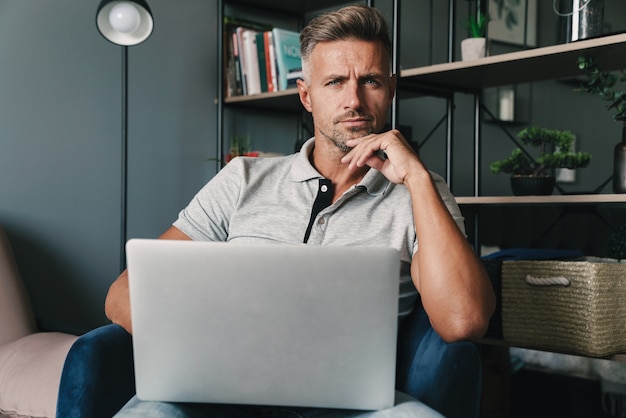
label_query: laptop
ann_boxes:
[126,239,400,411]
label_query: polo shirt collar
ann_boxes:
[289,137,391,196]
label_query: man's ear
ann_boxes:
[297,79,312,113]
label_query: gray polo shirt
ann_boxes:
[174,138,465,317]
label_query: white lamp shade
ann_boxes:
[96,0,153,46]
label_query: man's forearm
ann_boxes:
[405,169,495,342]
[105,270,133,334]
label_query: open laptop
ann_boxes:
[126,239,400,411]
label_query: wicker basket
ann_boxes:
[501,259,626,357]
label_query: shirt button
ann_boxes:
[318,217,326,225]
[321,185,328,192]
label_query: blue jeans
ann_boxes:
[114,391,443,417]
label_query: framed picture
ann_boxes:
[488,0,538,46]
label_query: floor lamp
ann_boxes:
[96,0,154,271]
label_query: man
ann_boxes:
[106,5,495,417]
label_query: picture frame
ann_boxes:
[488,0,538,47]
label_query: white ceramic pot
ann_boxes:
[461,37,486,61]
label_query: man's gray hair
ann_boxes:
[299,5,392,81]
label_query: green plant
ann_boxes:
[229,135,251,157]
[490,126,592,176]
[607,223,626,262]
[464,11,491,38]
[577,56,626,124]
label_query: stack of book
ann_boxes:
[224,17,302,98]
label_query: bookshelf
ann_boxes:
[218,0,626,362]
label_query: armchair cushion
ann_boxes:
[0,332,77,418]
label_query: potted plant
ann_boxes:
[225,135,259,163]
[577,56,626,193]
[461,11,491,61]
[490,126,592,196]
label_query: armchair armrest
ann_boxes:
[56,324,135,418]
[396,303,482,418]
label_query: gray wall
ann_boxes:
[0,0,219,331]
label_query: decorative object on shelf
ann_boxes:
[509,175,556,196]
[488,0,537,47]
[461,11,491,61]
[490,126,592,196]
[607,223,626,262]
[498,86,515,121]
[95,0,154,271]
[554,0,605,43]
[225,135,257,163]
[577,56,626,193]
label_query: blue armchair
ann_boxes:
[57,302,482,418]
[56,324,135,418]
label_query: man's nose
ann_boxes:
[344,81,363,109]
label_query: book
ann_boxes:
[266,31,278,93]
[271,28,302,90]
[255,32,268,92]
[234,27,246,95]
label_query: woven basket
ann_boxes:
[502,259,626,357]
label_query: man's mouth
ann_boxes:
[342,119,369,127]
[338,117,373,130]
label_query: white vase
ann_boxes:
[461,37,486,61]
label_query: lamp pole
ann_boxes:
[120,45,129,271]
[96,0,153,272]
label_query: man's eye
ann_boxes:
[365,78,380,85]
[327,80,341,86]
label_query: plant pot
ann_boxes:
[461,38,486,61]
[510,176,556,196]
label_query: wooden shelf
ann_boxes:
[456,194,626,205]
[401,33,626,93]
[224,88,302,112]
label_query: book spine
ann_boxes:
[235,27,248,96]
[241,29,261,95]
[263,31,275,93]
[256,32,268,93]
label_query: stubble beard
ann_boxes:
[319,114,375,154]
